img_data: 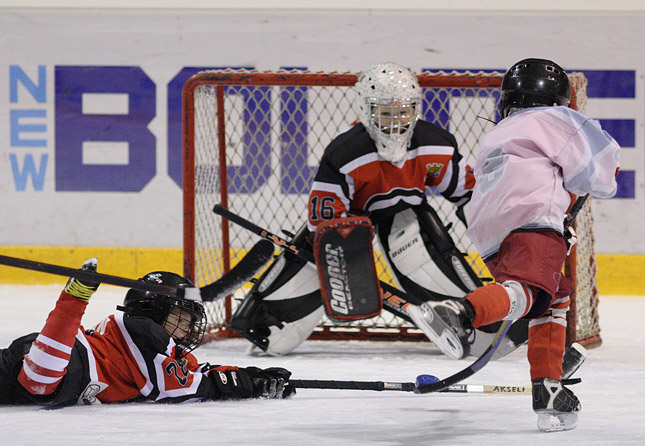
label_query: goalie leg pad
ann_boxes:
[264,305,325,356]
[229,258,323,356]
[314,217,382,321]
[379,209,466,297]
[377,203,483,302]
[413,202,482,292]
[228,225,324,356]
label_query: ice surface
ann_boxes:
[1,285,644,445]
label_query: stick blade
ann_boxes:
[562,342,588,379]
[200,239,274,301]
[414,320,513,394]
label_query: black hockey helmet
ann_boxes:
[499,58,571,118]
[118,271,207,355]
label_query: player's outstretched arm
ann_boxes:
[18,258,99,396]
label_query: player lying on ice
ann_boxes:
[407,58,621,431]
[0,259,295,406]
[228,61,528,358]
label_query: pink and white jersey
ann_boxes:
[465,106,620,259]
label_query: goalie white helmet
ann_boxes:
[355,62,422,163]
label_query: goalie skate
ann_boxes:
[406,299,473,360]
[532,378,581,432]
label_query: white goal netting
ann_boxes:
[183,70,600,347]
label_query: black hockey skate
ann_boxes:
[532,377,581,432]
[406,298,474,359]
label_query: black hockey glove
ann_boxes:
[64,258,100,302]
[208,366,255,399]
[244,366,296,399]
[208,366,296,400]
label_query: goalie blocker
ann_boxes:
[313,217,382,321]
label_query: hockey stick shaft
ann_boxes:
[564,194,589,228]
[0,254,181,296]
[291,379,415,392]
[291,343,586,395]
[0,239,274,302]
[290,379,530,394]
[213,204,315,263]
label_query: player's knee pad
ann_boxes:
[377,206,479,300]
[228,226,323,356]
[499,280,534,320]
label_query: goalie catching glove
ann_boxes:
[208,366,296,400]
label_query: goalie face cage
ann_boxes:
[183,69,600,348]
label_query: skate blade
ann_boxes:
[537,412,578,432]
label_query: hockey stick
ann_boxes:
[290,343,586,394]
[414,320,511,393]
[200,240,274,301]
[415,194,592,393]
[564,194,589,228]
[290,379,529,394]
[291,379,579,395]
[0,239,273,302]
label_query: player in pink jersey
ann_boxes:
[409,58,620,432]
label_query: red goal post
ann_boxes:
[183,69,600,348]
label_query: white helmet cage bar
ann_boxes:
[355,62,422,163]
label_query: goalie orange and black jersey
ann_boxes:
[307,120,475,231]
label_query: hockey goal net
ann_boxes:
[183,69,600,348]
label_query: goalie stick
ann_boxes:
[212,204,426,323]
[290,342,587,394]
[213,204,526,358]
[199,240,274,301]
[0,239,274,302]
[211,203,526,356]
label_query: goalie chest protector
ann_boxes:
[313,217,383,321]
